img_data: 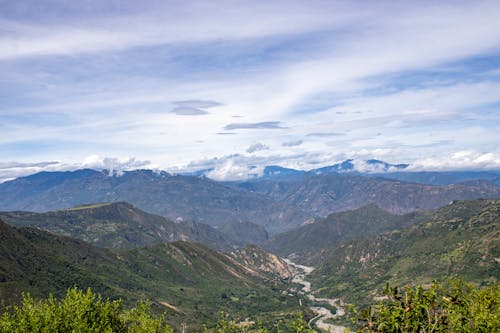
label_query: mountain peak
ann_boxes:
[312,159,408,175]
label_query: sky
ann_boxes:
[1,0,500,182]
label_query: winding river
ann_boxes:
[284,259,346,333]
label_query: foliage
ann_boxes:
[350,280,500,332]
[213,311,316,333]
[310,199,500,305]
[0,218,299,328]
[0,287,172,333]
[0,290,314,333]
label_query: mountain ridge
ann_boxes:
[0,169,311,234]
[308,199,500,304]
[0,219,299,327]
[0,202,271,251]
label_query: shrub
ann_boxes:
[350,279,499,332]
[0,287,172,333]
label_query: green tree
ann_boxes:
[0,287,172,333]
[350,279,499,332]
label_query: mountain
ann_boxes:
[0,219,299,327]
[261,165,307,180]
[0,169,311,233]
[219,220,269,246]
[310,159,409,174]
[236,174,500,216]
[229,245,294,280]
[0,202,235,251]
[264,204,428,263]
[370,170,500,186]
[309,199,500,305]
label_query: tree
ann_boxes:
[350,279,499,332]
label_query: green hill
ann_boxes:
[0,219,299,327]
[0,202,236,251]
[309,199,500,305]
[264,204,427,264]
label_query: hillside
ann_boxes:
[0,202,237,251]
[237,174,500,216]
[0,169,311,233]
[219,220,269,246]
[0,219,299,327]
[264,204,428,263]
[308,199,500,305]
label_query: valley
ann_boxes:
[0,168,499,331]
[3,1,500,330]
[285,260,346,333]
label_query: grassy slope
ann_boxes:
[309,199,500,305]
[0,220,299,327]
[264,204,428,264]
[0,202,233,251]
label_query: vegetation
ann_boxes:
[0,288,317,333]
[0,287,172,333]
[0,219,299,328]
[3,281,497,332]
[350,280,499,332]
[0,202,235,251]
[309,199,500,305]
[265,204,427,263]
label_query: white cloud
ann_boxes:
[412,149,500,171]
[0,161,71,183]
[282,139,303,147]
[0,1,499,172]
[0,155,154,183]
[0,1,347,60]
[205,159,264,181]
[81,155,153,175]
[246,142,269,153]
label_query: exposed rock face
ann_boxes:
[229,245,293,279]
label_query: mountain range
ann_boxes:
[235,173,500,216]
[0,202,250,251]
[1,165,500,234]
[190,158,500,186]
[0,169,311,234]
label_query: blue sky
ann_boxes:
[1,0,500,181]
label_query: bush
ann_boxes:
[350,279,499,332]
[0,287,172,333]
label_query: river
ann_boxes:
[284,259,347,333]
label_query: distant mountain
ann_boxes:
[0,202,236,251]
[264,204,428,263]
[0,220,298,327]
[370,170,500,186]
[310,159,409,174]
[219,220,269,246]
[309,199,500,304]
[261,165,307,180]
[0,169,311,233]
[236,174,500,216]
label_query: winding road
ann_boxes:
[284,259,346,333]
